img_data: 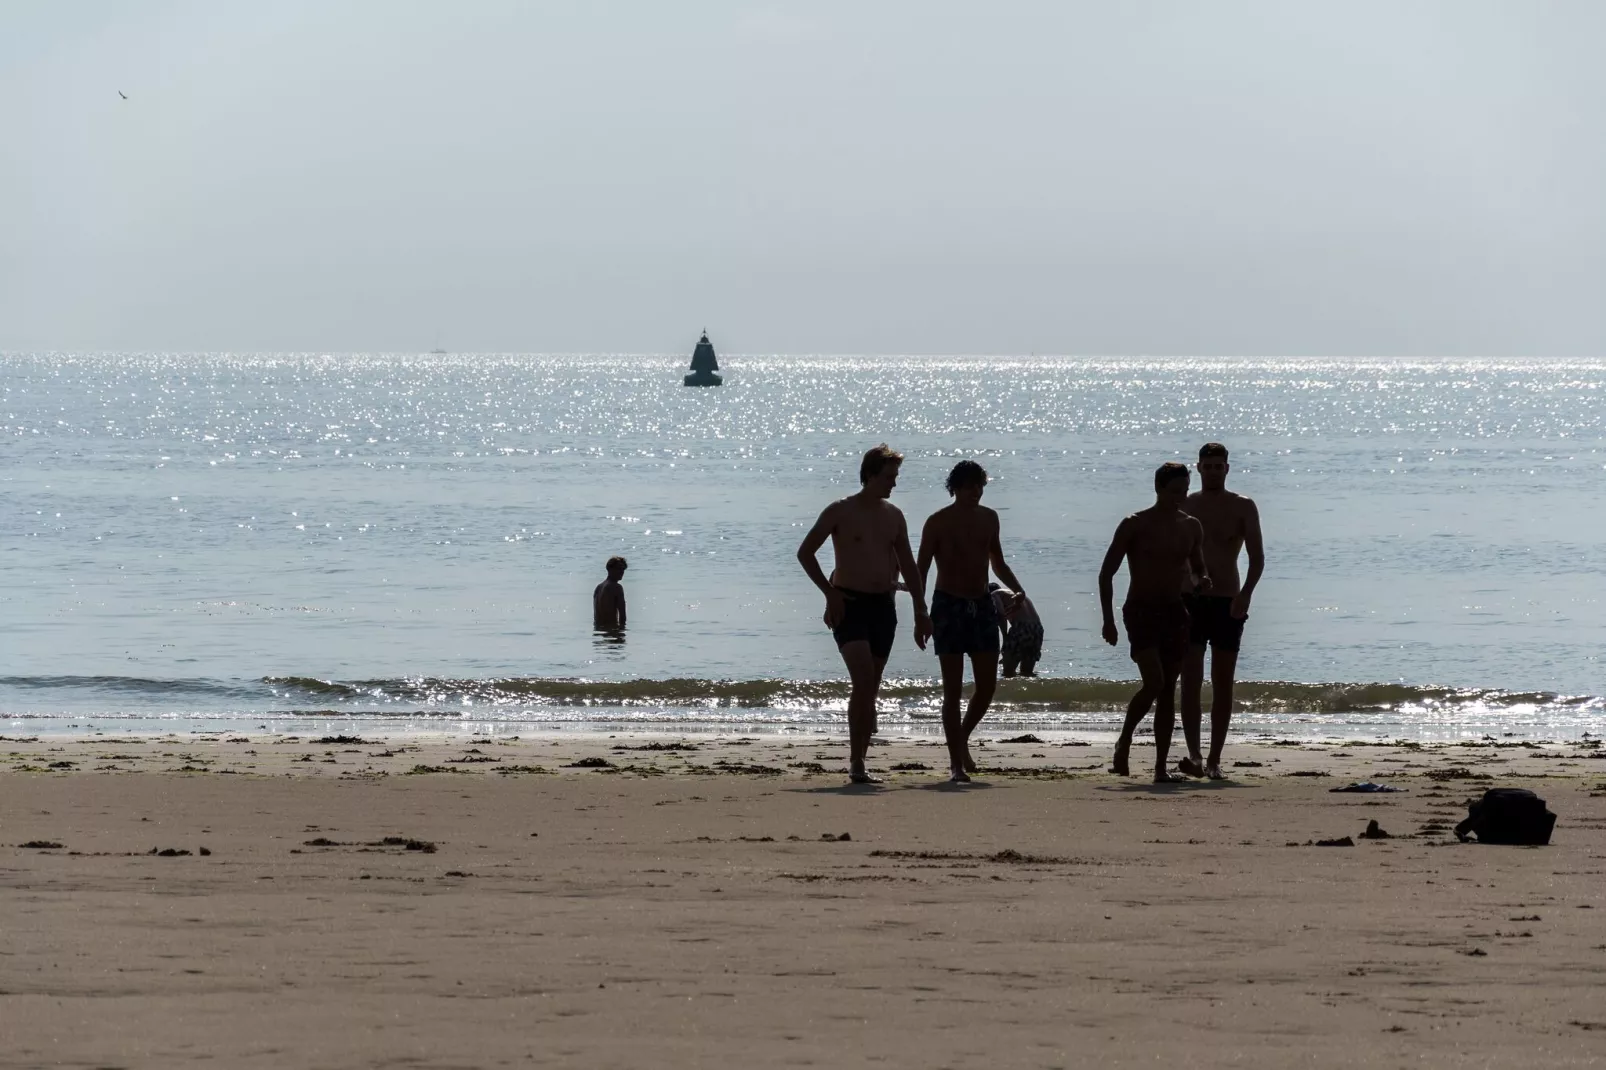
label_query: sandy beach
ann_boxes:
[3,731,1604,1068]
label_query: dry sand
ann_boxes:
[3,729,1605,1068]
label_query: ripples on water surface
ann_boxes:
[2,353,1602,737]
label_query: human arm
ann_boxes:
[795,505,846,627]
[1096,520,1129,646]
[616,586,626,628]
[987,512,1026,606]
[1233,500,1264,619]
[1188,517,1212,593]
[895,513,931,649]
[915,515,936,598]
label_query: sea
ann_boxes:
[2,352,1602,741]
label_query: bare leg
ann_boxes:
[938,652,969,781]
[1112,649,1164,776]
[1178,643,1207,776]
[839,641,885,783]
[1001,656,1019,678]
[1019,656,1037,677]
[1152,655,1183,782]
[959,651,998,772]
[1206,647,1239,775]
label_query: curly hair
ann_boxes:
[945,460,988,495]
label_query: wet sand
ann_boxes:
[3,731,1605,1068]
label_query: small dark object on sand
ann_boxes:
[565,757,613,768]
[1000,734,1045,744]
[1286,770,1330,777]
[19,840,63,849]
[199,846,212,856]
[1233,761,1264,768]
[1359,820,1392,839]
[822,832,851,842]
[378,836,437,853]
[1331,782,1404,793]
[1454,788,1556,845]
[314,735,374,745]
[152,847,192,857]
[303,837,341,846]
[890,762,932,771]
[1314,836,1354,847]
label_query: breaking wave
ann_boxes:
[259,675,1601,717]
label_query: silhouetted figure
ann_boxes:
[1099,463,1210,783]
[991,582,1044,677]
[683,330,723,386]
[1178,442,1264,780]
[796,444,931,784]
[917,461,1027,782]
[593,557,628,630]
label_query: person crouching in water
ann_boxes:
[990,582,1045,677]
[918,460,1029,782]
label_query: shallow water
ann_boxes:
[2,353,1602,737]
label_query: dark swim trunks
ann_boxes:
[931,589,1001,656]
[1121,597,1190,665]
[831,588,897,660]
[1002,618,1044,662]
[1183,594,1247,652]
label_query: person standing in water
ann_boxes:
[1098,462,1210,783]
[1177,442,1264,780]
[917,461,1028,782]
[593,556,628,629]
[797,444,931,784]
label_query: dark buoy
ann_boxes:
[683,330,723,386]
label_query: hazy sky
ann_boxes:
[4,1,1603,354]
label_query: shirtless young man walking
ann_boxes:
[1099,462,1210,783]
[797,444,932,784]
[917,461,1028,782]
[1177,442,1264,780]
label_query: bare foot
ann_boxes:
[1205,764,1226,780]
[849,767,883,785]
[1177,756,1206,778]
[1110,743,1131,776]
[949,766,971,784]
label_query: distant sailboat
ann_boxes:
[683,330,723,386]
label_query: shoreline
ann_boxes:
[4,728,1604,781]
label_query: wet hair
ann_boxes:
[1154,462,1190,491]
[606,556,628,572]
[1199,442,1229,461]
[859,443,904,485]
[945,459,987,495]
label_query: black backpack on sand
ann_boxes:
[1454,788,1556,845]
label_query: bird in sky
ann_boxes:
[118,91,127,100]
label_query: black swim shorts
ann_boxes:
[1183,594,1247,653]
[1121,597,1190,666]
[931,589,1001,657]
[831,588,897,660]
